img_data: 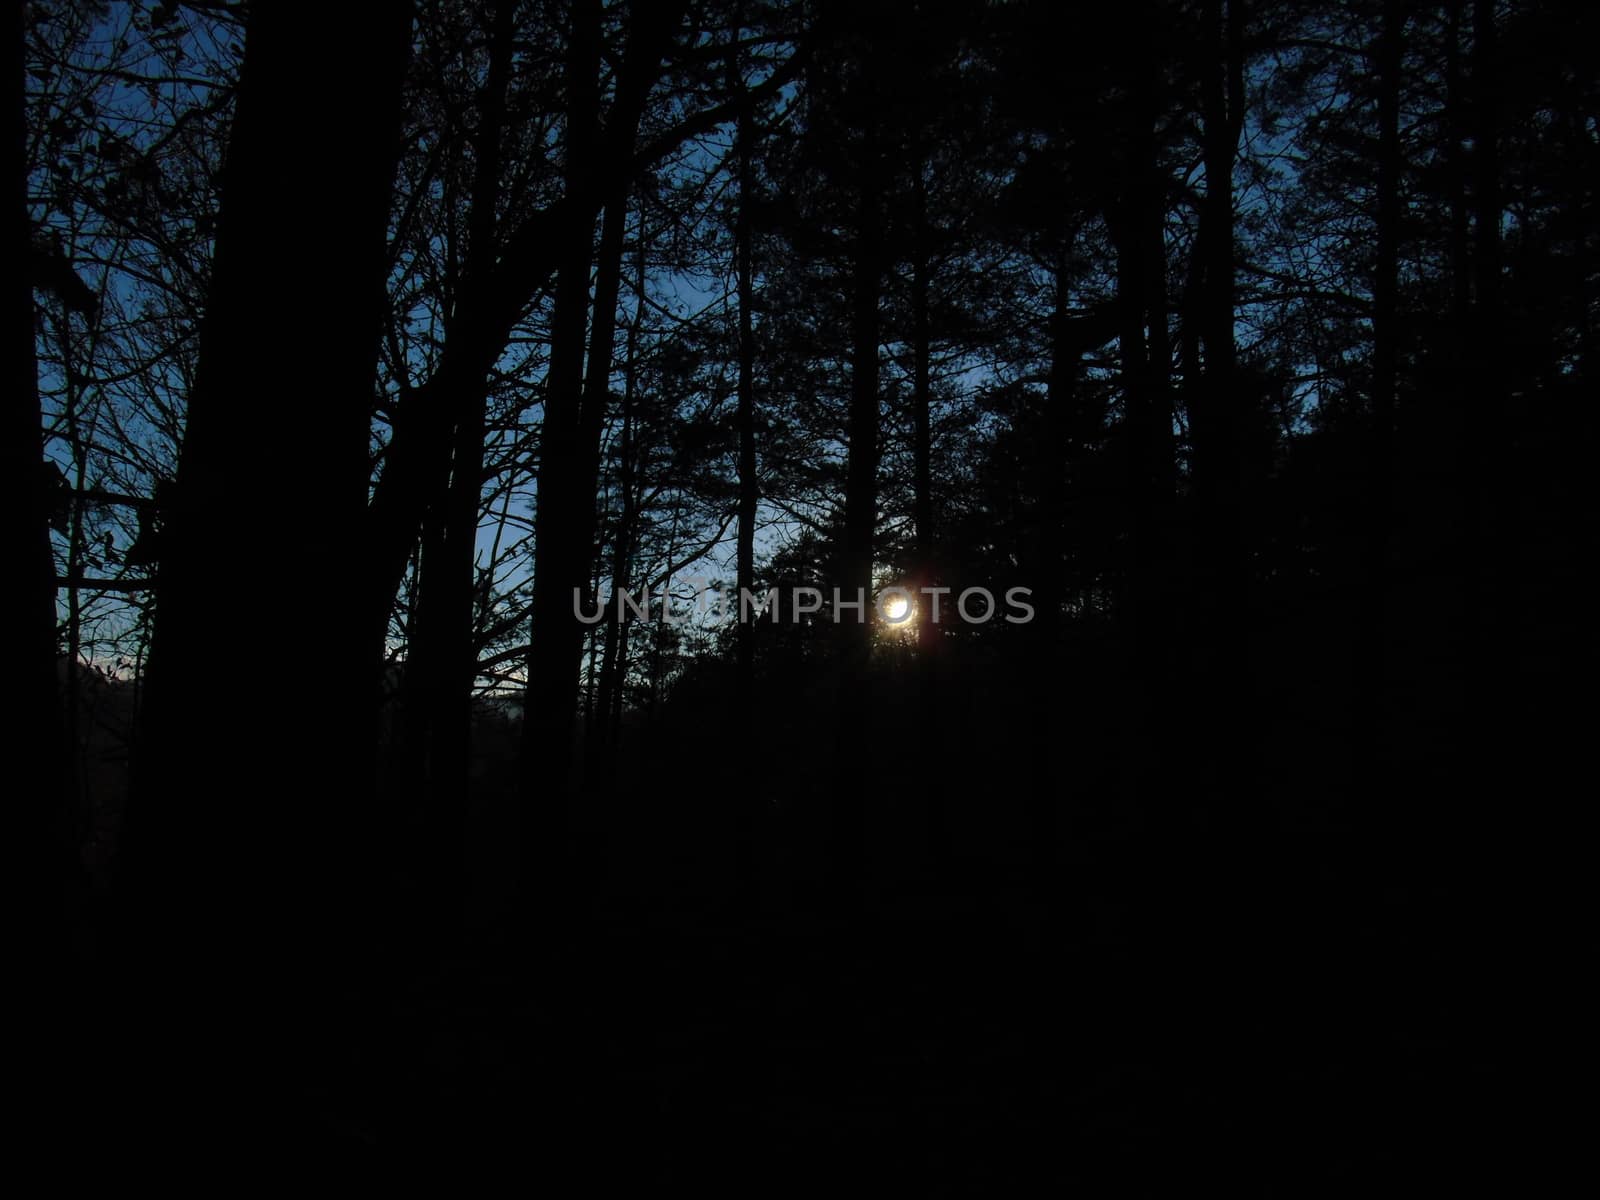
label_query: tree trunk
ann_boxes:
[830,123,882,899]
[127,0,411,1148]
[728,42,763,900]
[1110,49,1174,830]
[595,238,646,750]
[1356,0,1403,798]
[1024,238,1076,885]
[910,162,949,868]
[1445,0,1471,330]
[520,0,603,874]
[6,0,79,1152]
[1464,0,1508,816]
[911,171,935,635]
[735,59,760,709]
[521,1,678,864]
[1190,0,1248,828]
[408,0,516,936]
[523,184,629,861]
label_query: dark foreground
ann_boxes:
[59,810,1539,1192]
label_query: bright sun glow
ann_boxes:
[884,594,910,623]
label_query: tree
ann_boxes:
[128,0,412,1148]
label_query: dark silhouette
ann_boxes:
[18,0,1584,1185]
[116,0,412,1159]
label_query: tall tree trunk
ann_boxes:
[7,0,78,1151]
[521,0,603,878]
[910,162,948,868]
[1144,146,1176,506]
[128,0,411,1148]
[1470,0,1502,331]
[1110,43,1173,831]
[521,1,679,868]
[728,40,763,901]
[58,305,88,858]
[595,238,646,749]
[1191,0,1248,826]
[843,150,882,660]
[1445,0,1471,330]
[1184,0,1266,1151]
[566,185,631,772]
[524,184,629,865]
[830,122,882,899]
[1465,0,1508,813]
[409,0,516,936]
[911,170,935,637]
[1115,187,1152,634]
[522,252,593,841]
[735,55,759,709]
[1357,0,1403,795]
[1024,238,1077,886]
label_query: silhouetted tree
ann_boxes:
[130,0,412,1147]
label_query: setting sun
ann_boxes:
[884,594,910,623]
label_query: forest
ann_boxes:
[11,0,1589,1187]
